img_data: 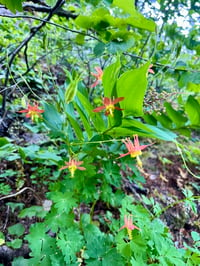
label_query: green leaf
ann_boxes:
[108,118,177,141]
[0,0,23,13]
[74,102,93,139]
[19,206,46,218]
[107,37,135,54]
[46,0,57,6]
[191,231,200,242]
[113,0,135,14]
[103,56,121,98]
[50,192,77,214]
[57,227,84,264]
[12,257,30,266]
[0,137,10,146]
[117,63,149,116]
[112,0,156,32]
[164,102,187,128]
[65,74,81,104]
[7,239,22,249]
[25,223,56,260]
[185,96,200,125]
[8,223,25,237]
[77,91,105,132]
[102,248,125,265]
[43,102,64,132]
[67,113,84,140]
[94,42,106,56]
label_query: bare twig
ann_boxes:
[0,187,35,201]
[1,0,65,115]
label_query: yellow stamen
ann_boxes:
[127,228,132,240]
[136,156,143,168]
[106,104,115,117]
[69,165,77,178]
[130,150,142,158]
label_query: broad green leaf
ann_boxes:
[0,0,23,13]
[117,62,149,116]
[7,239,22,249]
[0,137,10,146]
[94,42,106,56]
[19,206,46,218]
[74,102,92,139]
[43,102,64,132]
[164,102,187,128]
[151,112,173,129]
[103,56,121,97]
[187,82,200,92]
[126,11,156,32]
[8,223,25,237]
[112,0,156,32]
[185,96,200,126]
[57,228,84,265]
[108,118,177,141]
[12,257,30,266]
[65,74,81,104]
[107,37,135,54]
[46,0,57,6]
[113,0,135,15]
[25,223,56,260]
[50,192,77,214]
[77,91,105,132]
[36,149,62,163]
[179,72,200,89]
[102,248,125,266]
[67,114,83,140]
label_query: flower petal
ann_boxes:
[77,166,86,171]
[103,97,111,105]
[111,97,124,105]
[117,152,131,158]
[93,106,106,112]
[90,80,100,88]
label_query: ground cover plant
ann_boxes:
[0,0,200,265]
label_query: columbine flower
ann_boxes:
[93,97,124,117]
[119,214,140,240]
[90,67,103,88]
[118,135,152,167]
[147,64,155,74]
[18,102,44,122]
[60,159,86,178]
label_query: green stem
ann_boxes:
[90,199,97,223]
[153,196,200,219]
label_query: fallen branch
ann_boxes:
[0,187,35,201]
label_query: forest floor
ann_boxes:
[0,124,199,264]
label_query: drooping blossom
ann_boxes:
[18,102,44,122]
[60,159,86,178]
[147,64,155,74]
[93,97,124,117]
[119,214,140,240]
[90,67,103,88]
[118,135,152,167]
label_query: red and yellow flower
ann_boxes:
[93,97,124,117]
[60,159,86,178]
[90,67,103,88]
[118,135,152,167]
[119,214,140,240]
[18,102,44,122]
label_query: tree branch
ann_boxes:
[0,0,65,115]
[23,3,77,19]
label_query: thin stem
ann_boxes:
[175,142,200,179]
[153,196,200,219]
